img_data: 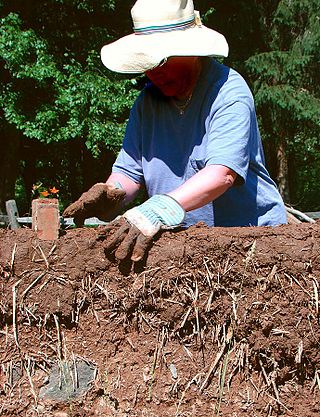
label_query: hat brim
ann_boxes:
[101,25,229,74]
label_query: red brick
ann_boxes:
[32,198,60,240]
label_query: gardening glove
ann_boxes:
[63,182,126,227]
[103,194,185,262]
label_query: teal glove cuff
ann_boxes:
[138,194,185,227]
[113,181,123,190]
[123,194,185,237]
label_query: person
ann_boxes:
[63,0,287,262]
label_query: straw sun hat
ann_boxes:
[101,0,229,74]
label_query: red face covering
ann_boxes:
[146,56,201,99]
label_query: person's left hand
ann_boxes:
[103,194,185,262]
[63,183,126,227]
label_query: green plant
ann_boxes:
[31,182,59,199]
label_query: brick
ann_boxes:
[32,198,60,240]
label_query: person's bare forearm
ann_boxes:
[107,172,141,205]
[168,165,237,212]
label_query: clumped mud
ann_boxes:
[1,222,320,417]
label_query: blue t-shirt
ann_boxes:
[113,58,287,227]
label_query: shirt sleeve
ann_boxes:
[205,100,251,183]
[112,99,144,185]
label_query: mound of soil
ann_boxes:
[1,222,320,417]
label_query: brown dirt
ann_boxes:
[1,222,320,417]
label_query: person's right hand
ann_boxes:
[63,183,126,227]
[103,194,185,262]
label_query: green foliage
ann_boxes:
[0,14,57,79]
[0,0,138,210]
[54,0,117,13]
[0,5,137,154]
[288,133,320,210]
[245,0,320,206]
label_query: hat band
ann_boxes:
[134,16,195,35]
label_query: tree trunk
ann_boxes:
[276,140,290,203]
[21,141,38,215]
[82,144,116,190]
[0,123,21,214]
